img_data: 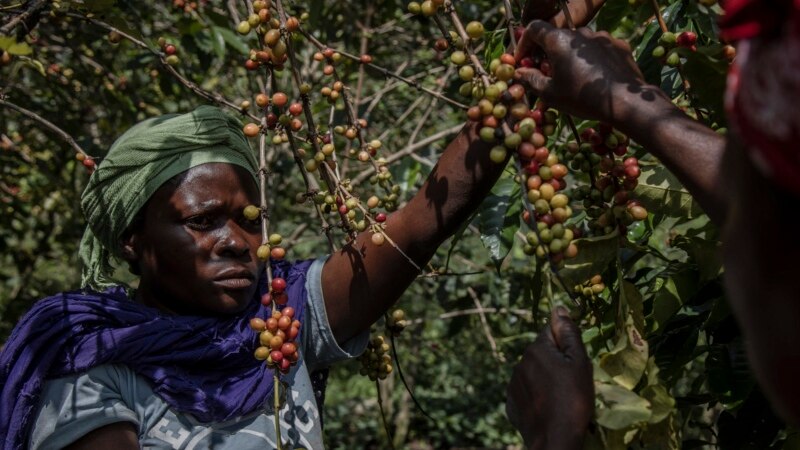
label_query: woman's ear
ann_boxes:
[119,232,141,275]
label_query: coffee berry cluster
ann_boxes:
[359,334,394,381]
[250,305,301,374]
[574,274,606,300]
[156,37,180,66]
[386,309,408,336]
[651,31,697,67]
[567,124,648,235]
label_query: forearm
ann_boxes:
[323,122,504,342]
[614,88,727,224]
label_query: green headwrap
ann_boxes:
[79,105,258,290]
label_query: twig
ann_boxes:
[351,123,462,185]
[0,96,88,157]
[0,0,46,35]
[467,287,505,362]
[375,379,396,450]
[67,13,257,121]
[297,27,468,110]
[388,330,436,422]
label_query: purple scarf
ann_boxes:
[0,259,313,450]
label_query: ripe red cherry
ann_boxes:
[271,277,287,293]
[500,53,516,66]
[677,31,697,47]
[519,57,534,68]
[624,164,641,179]
[375,212,387,223]
[272,92,288,107]
[288,103,303,116]
[245,59,259,70]
[270,350,283,363]
[282,306,295,318]
[164,44,177,55]
[261,293,272,306]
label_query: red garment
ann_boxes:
[721,0,800,195]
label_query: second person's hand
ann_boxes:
[513,21,670,127]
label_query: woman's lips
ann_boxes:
[213,277,255,289]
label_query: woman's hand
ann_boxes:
[506,307,594,450]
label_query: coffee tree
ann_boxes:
[1,0,794,448]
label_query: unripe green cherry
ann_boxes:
[244,205,261,220]
[504,133,522,149]
[534,199,550,215]
[257,244,271,261]
[408,1,421,14]
[518,118,536,139]
[489,146,507,163]
[459,82,473,97]
[269,233,283,245]
[551,223,565,238]
[466,21,485,39]
[237,21,251,35]
[479,127,496,142]
[539,183,555,201]
[492,104,507,119]
[420,0,436,16]
[526,231,540,246]
[652,45,665,58]
[550,193,569,209]
[494,63,515,82]
[450,51,467,65]
[660,31,677,45]
[458,65,475,81]
[666,50,681,67]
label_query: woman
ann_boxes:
[0,105,508,449]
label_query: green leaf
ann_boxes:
[477,173,520,269]
[648,278,682,333]
[641,384,675,424]
[0,36,32,56]
[596,0,630,31]
[595,382,652,430]
[559,230,619,288]
[621,280,645,334]
[682,49,728,124]
[214,26,250,55]
[670,235,722,282]
[635,164,704,221]
[483,29,506,62]
[599,322,649,390]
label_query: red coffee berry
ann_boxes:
[271,277,287,292]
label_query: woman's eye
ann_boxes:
[185,215,214,230]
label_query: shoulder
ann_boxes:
[30,364,148,450]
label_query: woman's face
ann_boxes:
[127,163,264,316]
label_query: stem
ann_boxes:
[67,13,257,121]
[376,379,396,450]
[296,27,468,110]
[0,0,47,35]
[274,373,283,450]
[0,96,89,157]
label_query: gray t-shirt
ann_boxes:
[30,258,367,450]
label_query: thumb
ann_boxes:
[514,67,553,99]
[550,306,587,361]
